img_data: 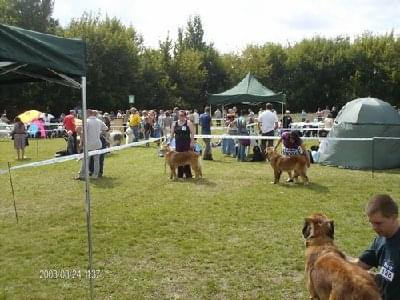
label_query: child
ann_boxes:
[194,139,202,155]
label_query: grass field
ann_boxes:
[0,137,399,299]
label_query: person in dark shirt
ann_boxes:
[358,194,400,300]
[330,106,338,118]
[171,110,195,178]
[282,110,293,129]
[199,106,213,160]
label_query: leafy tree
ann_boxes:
[64,13,143,112]
[0,0,15,24]
[170,48,207,108]
[1,0,59,32]
[183,15,205,51]
[137,48,173,109]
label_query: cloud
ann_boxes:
[53,0,400,53]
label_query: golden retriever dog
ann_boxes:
[302,214,381,300]
[265,147,309,184]
[161,144,202,179]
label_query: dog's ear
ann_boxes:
[326,220,334,239]
[302,218,312,238]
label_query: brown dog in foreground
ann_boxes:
[302,214,381,300]
[161,144,202,179]
[266,147,309,184]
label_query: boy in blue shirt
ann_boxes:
[358,194,400,300]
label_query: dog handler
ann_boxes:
[274,131,310,166]
[358,194,400,300]
[171,110,195,179]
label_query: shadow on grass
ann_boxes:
[279,181,330,193]
[172,178,217,187]
[207,158,234,164]
[90,176,121,189]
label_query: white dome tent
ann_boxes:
[319,98,400,169]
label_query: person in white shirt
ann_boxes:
[193,109,200,134]
[76,109,108,180]
[258,103,278,151]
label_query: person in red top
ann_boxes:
[63,110,78,154]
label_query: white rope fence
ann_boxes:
[1,135,399,175]
[0,137,161,175]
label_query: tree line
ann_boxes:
[1,0,400,118]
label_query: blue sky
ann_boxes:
[53,0,400,53]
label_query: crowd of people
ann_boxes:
[4,103,342,164]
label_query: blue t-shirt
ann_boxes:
[199,113,211,134]
[359,228,400,300]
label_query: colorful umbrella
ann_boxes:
[17,110,42,124]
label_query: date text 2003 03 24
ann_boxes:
[39,269,101,279]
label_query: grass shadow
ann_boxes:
[171,178,217,187]
[278,181,330,193]
[90,176,121,189]
[191,178,217,186]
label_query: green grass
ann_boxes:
[0,138,399,299]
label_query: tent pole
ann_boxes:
[82,77,94,299]
[371,137,375,178]
[210,104,212,126]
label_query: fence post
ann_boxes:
[371,137,375,178]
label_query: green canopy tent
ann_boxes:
[0,24,95,298]
[208,72,286,114]
[0,24,85,87]
[319,98,400,169]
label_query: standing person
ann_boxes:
[199,106,213,160]
[89,110,108,178]
[76,109,108,180]
[128,107,141,142]
[282,110,293,129]
[301,109,307,122]
[274,131,310,164]
[316,108,324,122]
[153,112,162,139]
[162,111,173,140]
[193,109,200,134]
[171,110,195,179]
[331,106,338,118]
[172,107,179,121]
[323,106,331,118]
[258,103,278,152]
[214,108,222,126]
[142,110,152,146]
[1,113,10,123]
[236,109,249,162]
[358,194,400,300]
[223,111,237,157]
[63,110,78,154]
[103,112,111,129]
[12,117,27,160]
